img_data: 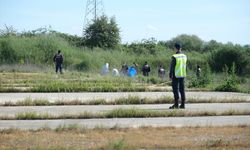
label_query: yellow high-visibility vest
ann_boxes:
[173,53,187,78]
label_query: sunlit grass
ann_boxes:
[1,109,249,120]
[0,72,150,92]
[0,72,249,92]
[2,96,248,106]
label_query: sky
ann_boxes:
[0,0,250,45]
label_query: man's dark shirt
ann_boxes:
[142,64,150,75]
[53,53,63,64]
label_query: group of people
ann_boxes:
[53,43,194,109]
[120,62,151,77]
[101,61,167,78]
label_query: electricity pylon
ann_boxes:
[82,0,105,36]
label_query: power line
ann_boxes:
[82,0,105,36]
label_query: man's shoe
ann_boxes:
[179,105,185,109]
[169,105,178,109]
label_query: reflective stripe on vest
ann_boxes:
[173,54,187,78]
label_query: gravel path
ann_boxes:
[0,116,249,130]
[0,103,249,117]
[0,92,249,103]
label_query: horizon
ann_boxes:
[0,0,250,45]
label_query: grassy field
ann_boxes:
[0,72,151,92]
[1,25,249,150]
[1,72,250,93]
[1,32,249,93]
[0,126,249,149]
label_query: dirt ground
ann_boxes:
[0,126,249,150]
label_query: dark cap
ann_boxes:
[174,43,181,50]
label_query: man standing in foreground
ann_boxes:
[169,43,187,109]
[53,50,63,74]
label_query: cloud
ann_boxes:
[146,24,158,32]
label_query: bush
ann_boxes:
[188,76,210,88]
[215,64,239,92]
[188,63,211,88]
[0,40,17,63]
[209,44,248,75]
[148,77,158,84]
[75,57,91,71]
[36,36,59,64]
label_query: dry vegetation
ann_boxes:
[0,108,249,120]
[0,126,249,150]
[2,95,248,107]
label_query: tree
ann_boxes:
[84,15,120,49]
[209,44,248,75]
[201,40,222,52]
[0,25,17,37]
[165,34,203,51]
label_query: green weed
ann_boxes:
[16,98,50,106]
[106,138,128,150]
[16,112,51,120]
[215,63,240,92]
[205,139,229,147]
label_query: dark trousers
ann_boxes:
[143,72,149,76]
[56,63,62,74]
[172,77,186,106]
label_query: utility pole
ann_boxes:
[83,0,104,36]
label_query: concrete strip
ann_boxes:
[0,92,249,103]
[0,103,250,117]
[0,116,249,130]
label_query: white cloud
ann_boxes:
[146,24,158,32]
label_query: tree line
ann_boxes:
[0,15,250,75]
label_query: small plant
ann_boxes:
[0,128,19,134]
[205,138,229,147]
[75,58,91,71]
[16,98,50,106]
[55,124,77,132]
[105,108,144,118]
[188,63,211,88]
[107,138,128,150]
[148,77,158,84]
[87,99,106,105]
[215,63,239,92]
[224,109,237,115]
[54,99,83,105]
[16,112,51,120]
